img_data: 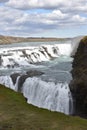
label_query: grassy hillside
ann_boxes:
[0,84,87,130]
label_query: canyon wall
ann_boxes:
[70,36,87,117]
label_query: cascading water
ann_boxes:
[0,44,72,68]
[0,75,73,115]
[22,77,73,115]
[0,40,75,115]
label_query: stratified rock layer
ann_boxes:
[70,36,87,116]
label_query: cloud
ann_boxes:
[0,5,87,37]
[6,0,69,9]
[6,0,87,14]
[0,0,8,2]
[0,0,86,37]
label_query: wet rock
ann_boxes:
[70,36,87,116]
[18,70,44,92]
[42,46,53,59]
[18,74,29,92]
[26,70,44,77]
[0,56,2,66]
[10,73,20,85]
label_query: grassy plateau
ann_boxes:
[0,84,87,130]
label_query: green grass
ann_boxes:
[0,85,87,130]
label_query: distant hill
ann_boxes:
[0,35,71,44]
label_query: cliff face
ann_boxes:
[70,36,87,116]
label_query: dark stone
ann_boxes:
[26,70,44,77]
[10,73,20,85]
[70,36,87,117]
[0,56,2,66]
[17,70,44,92]
[42,46,53,59]
[18,74,29,92]
[52,47,59,55]
[10,70,44,92]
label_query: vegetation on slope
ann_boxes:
[0,84,87,130]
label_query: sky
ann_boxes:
[0,0,87,38]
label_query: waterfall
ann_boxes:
[0,76,73,115]
[0,41,75,115]
[0,76,19,91]
[22,77,73,115]
[0,44,72,68]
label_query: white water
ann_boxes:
[0,75,73,115]
[22,77,73,115]
[0,44,72,68]
[0,76,18,91]
[0,40,76,115]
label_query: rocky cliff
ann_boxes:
[70,36,87,117]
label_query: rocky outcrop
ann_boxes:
[26,70,44,77]
[70,36,87,117]
[10,70,44,92]
[10,73,20,85]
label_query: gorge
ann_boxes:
[0,36,86,117]
[70,36,87,117]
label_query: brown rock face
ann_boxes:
[70,36,87,116]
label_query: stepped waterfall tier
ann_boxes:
[0,38,81,115]
[0,76,73,115]
[0,44,71,67]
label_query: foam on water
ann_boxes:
[22,77,73,115]
[0,41,75,115]
[0,44,72,68]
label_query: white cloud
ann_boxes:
[72,15,86,22]
[0,0,86,37]
[6,0,70,9]
[0,5,87,37]
[0,0,8,2]
[6,0,87,14]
